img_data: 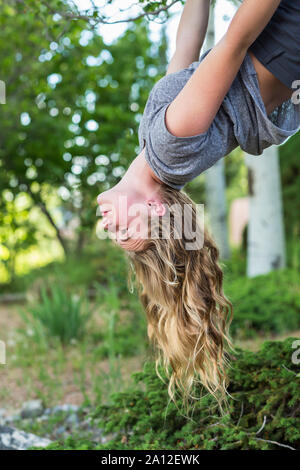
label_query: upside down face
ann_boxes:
[97,188,153,252]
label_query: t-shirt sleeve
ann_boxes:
[143,102,212,189]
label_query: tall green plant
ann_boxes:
[19,285,92,345]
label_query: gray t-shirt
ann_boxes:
[138,47,300,190]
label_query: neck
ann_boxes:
[120,147,163,191]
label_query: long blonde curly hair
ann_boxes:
[126,183,233,410]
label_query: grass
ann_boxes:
[0,285,147,411]
[18,284,93,346]
[1,296,299,413]
[0,246,299,435]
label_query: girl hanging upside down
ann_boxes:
[97,0,300,408]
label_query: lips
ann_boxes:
[100,211,117,232]
[100,215,111,229]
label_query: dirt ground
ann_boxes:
[0,302,145,413]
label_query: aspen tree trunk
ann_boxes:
[245,146,286,277]
[203,4,231,259]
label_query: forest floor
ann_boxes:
[0,303,145,414]
[0,302,299,413]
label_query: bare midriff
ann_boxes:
[248,49,293,115]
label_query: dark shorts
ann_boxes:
[249,0,300,90]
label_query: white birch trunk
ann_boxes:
[245,146,286,277]
[203,5,231,259]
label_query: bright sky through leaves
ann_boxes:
[74,0,237,59]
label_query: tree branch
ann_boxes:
[14,0,182,26]
[252,437,296,451]
[256,415,267,435]
[27,186,69,256]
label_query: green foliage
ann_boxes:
[225,269,300,338]
[38,338,300,450]
[0,1,168,261]
[222,247,247,279]
[6,242,148,358]
[1,240,128,294]
[224,147,248,207]
[13,408,85,440]
[92,281,147,361]
[18,284,92,345]
[12,0,243,27]
[0,193,38,282]
[280,132,300,236]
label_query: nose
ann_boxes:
[97,194,109,214]
[97,195,113,223]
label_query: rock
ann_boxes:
[0,402,108,449]
[0,410,6,426]
[21,400,44,419]
[51,404,79,415]
[82,406,92,414]
[36,415,49,423]
[54,425,66,436]
[81,417,92,429]
[0,425,52,450]
[65,413,79,426]
[61,404,79,413]
[101,431,118,444]
[3,414,20,425]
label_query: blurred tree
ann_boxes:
[0,193,38,283]
[0,1,168,261]
[245,147,286,277]
[203,3,230,259]
[279,131,300,270]
[279,132,300,235]
[7,0,243,27]
[9,0,183,26]
[7,0,185,28]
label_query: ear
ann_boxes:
[146,198,166,217]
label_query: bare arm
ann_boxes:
[166,0,211,75]
[165,0,282,137]
[226,0,281,50]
